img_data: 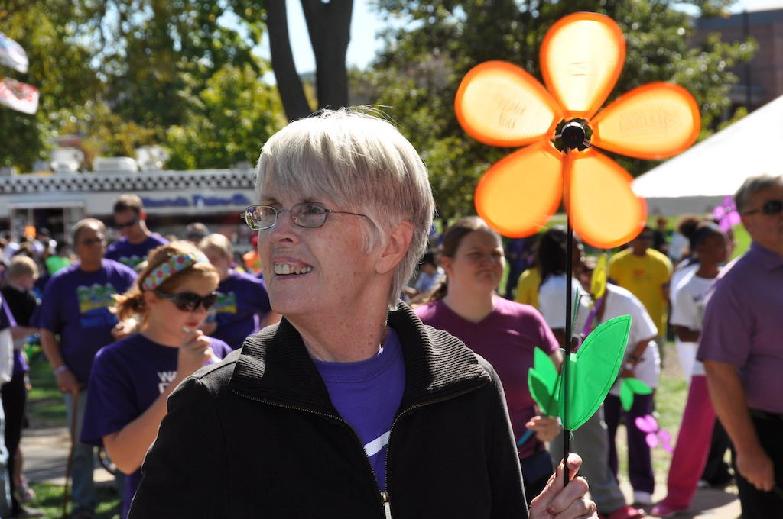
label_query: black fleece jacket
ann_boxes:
[129,304,528,518]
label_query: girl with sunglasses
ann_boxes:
[80,241,231,518]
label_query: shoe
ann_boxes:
[601,504,646,519]
[633,491,653,506]
[650,500,687,517]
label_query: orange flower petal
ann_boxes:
[455,61,563,147]
[475,142,563,237]
[565,150,646,249]
[591,82,700,160]
[540,12,625,118]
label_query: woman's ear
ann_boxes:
[439,254,454,276]
[375,221,414,275]
[142,290,158,309]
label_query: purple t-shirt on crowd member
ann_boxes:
[105,233,168,269]
[416,296,559,460]
[313,328,405,491]
[81,333,232,518]
[37,260,137,385]
[1,285,37,374]
[698,242,783,414]
[213,270,271,350]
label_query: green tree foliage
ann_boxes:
[165,63,285,169]
[366,0,754,219]
[0,0,100,170]
[0,0,283,171]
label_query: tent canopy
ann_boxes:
[632,95,783,215]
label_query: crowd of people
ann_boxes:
[0,110,778,519]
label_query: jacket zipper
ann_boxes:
[232,391,388,517]
[234,382,488,519]
[382,384,489,518]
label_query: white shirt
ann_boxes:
[538,274,591,335]
[599,284,660,393]
[670,261,698,301]
[670,271,716,377]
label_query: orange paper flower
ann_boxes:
[454,12,700,248]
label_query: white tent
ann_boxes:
[632,95,783,215]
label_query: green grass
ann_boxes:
[26,345,66,428]
[28,483,120,519]
[25,346,120,517]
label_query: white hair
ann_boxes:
[255,108,434,309]
[735,174,783,213]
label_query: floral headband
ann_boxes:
[141,252,210,291]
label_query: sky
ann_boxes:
[266,0,783,74]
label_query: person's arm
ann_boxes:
[673,325,699,343]
[10,326,36,340]
[128,376,225,518]
[103,333,212,474]
[703,360,774,491]
[40,329,79,394]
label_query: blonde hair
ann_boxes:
[6,255,38,280]
[199,233,232,260]
[256,108,434,309]
[114,240,219,321]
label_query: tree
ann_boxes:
[0,0,100,170]
[165,63,285,169]
[366,0,753,219]
[261,0,353,121]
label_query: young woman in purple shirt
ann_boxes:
[81,241,231,518]
[415,216,562,502]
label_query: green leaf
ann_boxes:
[529,370,559,418]
[528,348,561,417]
[620,379,634,411]
[624,378,653,396]
[565,315,631,430]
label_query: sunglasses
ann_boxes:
[115,217,138,229]
[80,236,105,247]
[743,199,783,216]
[155,290,218,312]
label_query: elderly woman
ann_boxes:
[129,110,595,518]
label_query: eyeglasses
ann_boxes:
[155,290,218,312]
[743,199,783,216]
[114,217,138,229]
[80,236,105,247]
[242,202,370,231]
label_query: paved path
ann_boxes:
[21,426,113,486]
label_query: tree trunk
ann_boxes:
[301,0,353,110]
[266,0,312,121]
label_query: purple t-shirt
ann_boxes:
[416,296,559,460]
[698,242,783,413]
[313,328,405,491]
[81,333,231,518]
[37,260,137,384]
[213,270,271,350]
[105,233,168,269]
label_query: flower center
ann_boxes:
[552,118,592,153]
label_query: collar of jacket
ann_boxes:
[230,302,491,417]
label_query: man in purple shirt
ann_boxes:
[698,175,783,517]
[106,194,168,269]
[39,218,136,519]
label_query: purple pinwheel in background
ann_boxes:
[635,414,673,453]
[712,196,741,233]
